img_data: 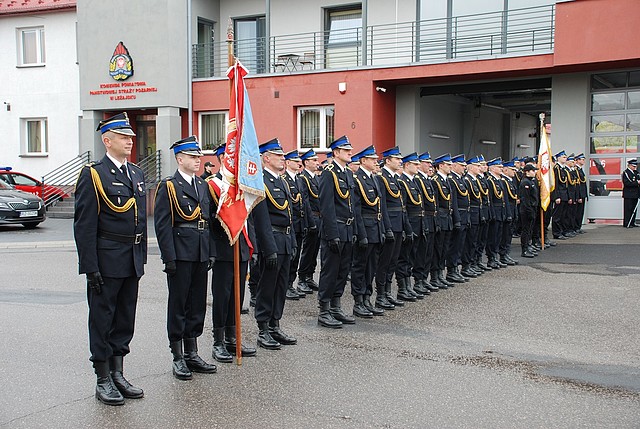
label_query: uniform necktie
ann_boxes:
[191,177,198,197]
[120,164,131,185]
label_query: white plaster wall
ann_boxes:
[0,10,79,178]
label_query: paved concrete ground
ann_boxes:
[1,219,639,428]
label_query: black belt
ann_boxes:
[407,210,424,217]
[387,207,403,212]
[175,219,209,230]
[424,210,436,216]
[336,217,354,225]
[362,213,382,221]
[272,225,291,234]
[469,204,481,208]
[438,207,453,214]
[98,230,143,244]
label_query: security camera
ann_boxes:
[375,87,387,93]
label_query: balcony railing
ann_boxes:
[192,4,554,79]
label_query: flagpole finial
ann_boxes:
[227,18,234,41]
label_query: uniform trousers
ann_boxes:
[298,230,320,279]
[318,239,353,302]
[499,219,513,257]
[414,231,435,280]
[397,233,424,279]
[434,229,452,271]
[87,275,139,362]
[351,241,380,296]
[552,201,567,236]
[575,202,585,230]
[447,223,467,268]
[475,220,489,263]
[288,232,304,285]
[486,219,503,259]
[255,254,289,324]
[212,260,248,329]
[464,223,479,265]
[520,209,536,250]
[623,198,638,227]
[167,261,208,342]
[375,232,402,287]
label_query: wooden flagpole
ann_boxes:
[539,113,545,249]
[227,19,242,366]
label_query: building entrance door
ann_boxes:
[136,115,157,163]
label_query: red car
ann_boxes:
[0,167,69,205]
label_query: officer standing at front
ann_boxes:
[446,154,470,283]
[317,136,358,328]
[574,153,588,233]
[622,159,640,228]
[154,136,217,380]
[252,138,298,348]
[74,112,146,405]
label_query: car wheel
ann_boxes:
[22,222,41,229]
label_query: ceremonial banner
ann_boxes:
[217,60,264,244]
[537,122,554,211]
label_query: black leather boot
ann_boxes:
[257,321,282,349]
[364,294,384,315]
[330,297,356,324]
[269,320,297,345]
[305,275,319,290]
[297,278,314,294]
[505,254,519,265]
[318,301,343,328]
[170,341,192,380]
[446,267,465,284]
[94,361,125,406]
[285,285,300,300]
[224,326,257,357]
[500,254,516,266]
[212,328,233,363]
[461,265,478,278]
[521,246,535,258]
[397,277,417,301]
[184,338,217,373]
[109,356,143,399]
[353,295,374,318]
[429,271,444,290]
[385,281,404,306]
[413,279,430,295]
[405,277,424,299]
[440,270,455,287]
[374,283,394,310]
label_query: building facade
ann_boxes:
[0,0,79,179]
[6,0,639,221]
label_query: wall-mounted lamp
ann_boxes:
[375,86,387,93]
[517,144,531,149]
[428,133,450,139]
[480,139,497,145]
[338,82,347,94]
[3,102,10,112]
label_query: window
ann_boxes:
[297,106,335,151]
[17,27,45,66]
[234,16,266,74]
[200,112,228,150]
[23,118,48,155]
[195,18,216,78]
[325,6,362,68]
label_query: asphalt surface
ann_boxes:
[1,219,639,428]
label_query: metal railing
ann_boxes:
[192,4,554,78]
[137,150,162,187]
[41,150,91,207]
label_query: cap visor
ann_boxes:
[111,128,136,137]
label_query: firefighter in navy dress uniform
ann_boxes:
[431,153,455,289]
[74,112,146,405]
[622,158,640,228]
[252,138,298,349]
[350,145,386,317]
[154,136,218,380]
[518,164,539,257]
[296,149,321,293]
[485,157,507,269]
[317,136,359,328]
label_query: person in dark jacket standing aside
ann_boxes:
[74,112,147,405]
[518,164,539,257]
[154,136,218,380]
[622,159,640,228]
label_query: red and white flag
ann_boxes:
[217,60,264,244]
